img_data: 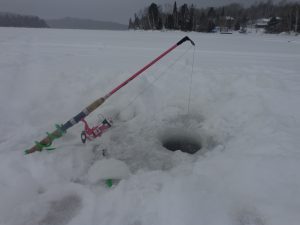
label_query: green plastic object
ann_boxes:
[24,124,65,154]
[106,179,113,188]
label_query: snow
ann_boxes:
[0,28,300,225]
[88,158,131,182]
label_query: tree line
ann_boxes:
[0,13,48,28]
[128,1,300,33]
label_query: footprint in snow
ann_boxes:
[234,207,266,225]
[38,194,82,225]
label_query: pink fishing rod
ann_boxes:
[104,36,194,99]
[25,36,195,154]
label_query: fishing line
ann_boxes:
[187,45,196,114]
[25,36,195,154]
[117,45,194,117]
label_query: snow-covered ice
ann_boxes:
[0,28,300,225]
[88,158,131,183]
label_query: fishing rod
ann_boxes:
[25,36,195,154]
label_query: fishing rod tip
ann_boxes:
[186,36,195,46]
[177,36,195,46]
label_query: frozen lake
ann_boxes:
[0,28,300,225]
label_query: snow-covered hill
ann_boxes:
[0,28,300,225]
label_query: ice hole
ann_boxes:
[162,134,202,154]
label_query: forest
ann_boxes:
[129,1,300,33]
[0,13,48,28]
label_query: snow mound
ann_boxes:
[88,158,131,183]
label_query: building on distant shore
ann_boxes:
[255,18,271,28]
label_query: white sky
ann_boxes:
[0,0,298,24]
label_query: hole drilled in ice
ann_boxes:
[162,135,202,154]
[159,114,218,155]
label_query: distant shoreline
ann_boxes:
[46,17,127,31]
[0,12,127,30]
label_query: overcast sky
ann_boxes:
[0,0,298,24]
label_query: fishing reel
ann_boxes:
[80,115,113,144]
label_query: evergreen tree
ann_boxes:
[207,20,216,32]
[221,7,225,17]
[234,21,241,30]
[133,14,140,29]
[266,16,281,33]
[179,4,189,31]
[165,14,174,29]
[207,7,216,19]
[128,18,134,29]
[197,11,207,32]
[207,7,216,32]
[148,3,160,29]
[173,1,178,29]
[188,4,195,31]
